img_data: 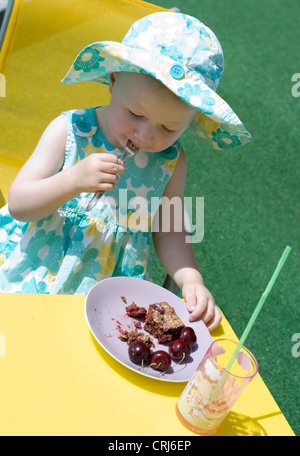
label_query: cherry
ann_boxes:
[149,350,171,372]
[128,340,151,364]
[169,339,191,360]
[179,326,197,347]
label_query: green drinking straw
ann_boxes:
[211,245,292,400]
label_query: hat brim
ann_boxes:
[62,42,252,150]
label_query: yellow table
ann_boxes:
[0,293,294,436]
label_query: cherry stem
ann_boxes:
[150,361,162,369]
[148,360,169,375]
[141,361,162,373]
[153,361,169,376]
[138,359,145,371]
[139,352,188,376]
[173,351,186,368]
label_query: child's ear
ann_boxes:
[108,73,116,94]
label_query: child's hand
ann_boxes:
[73,153,125,193]
[182,282,222,331]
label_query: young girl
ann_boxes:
[0,12,251,330]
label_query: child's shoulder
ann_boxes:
[61,106,94,114]
[61,107,99,133]
[61,107,97,118]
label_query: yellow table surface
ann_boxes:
[0,293,294,436]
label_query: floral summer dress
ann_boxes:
[0,107,181,294]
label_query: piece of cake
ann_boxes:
[118,328,155,348]
[125,302,147,319]
[143,302,184,343]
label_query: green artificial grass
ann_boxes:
[149,0,300,436]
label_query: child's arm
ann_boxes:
[8,115,125,222]
[152,148,222,331]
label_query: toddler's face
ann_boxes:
[104,72,196,152]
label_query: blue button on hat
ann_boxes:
[62,12,252,150]
[170,64,185,80]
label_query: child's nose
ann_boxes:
[134,122,156,145]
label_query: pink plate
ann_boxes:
[85,277,212,382]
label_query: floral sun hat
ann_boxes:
[62,11,252,150]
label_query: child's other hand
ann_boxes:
[73,153,125,193]
[182,282,222,331]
